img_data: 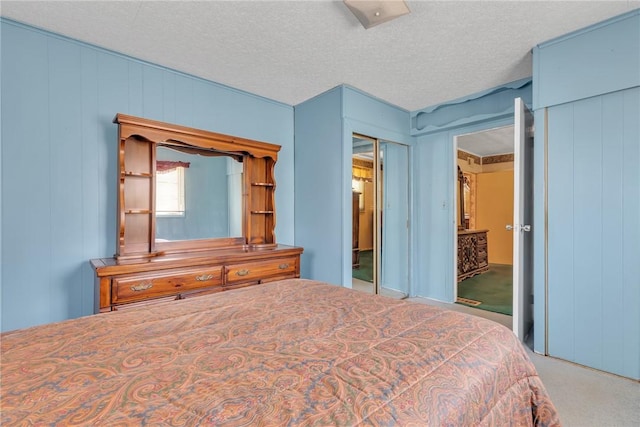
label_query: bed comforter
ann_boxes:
[1,278,559,426]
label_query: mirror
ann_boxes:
[114,113,281,259]
[457,166,465,230]
[155,145,243,242]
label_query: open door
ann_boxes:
[512,98,534,340]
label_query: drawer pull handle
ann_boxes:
[278,263,289,269]
[196,274,215,281]
[130,282,153,292]
[236,269,250,277]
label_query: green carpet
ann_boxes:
[352,249,373,282]
[457,264,513,316]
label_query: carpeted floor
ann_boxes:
[457,264,513,315]
[352,249,373,282]
[355,255,512,315]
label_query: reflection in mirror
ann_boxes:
[155,145,243,242]
[462,174,471,229]
[457,166,465,230]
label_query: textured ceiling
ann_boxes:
[457,125,514,156]
[1,1,637,111]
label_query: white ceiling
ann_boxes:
[2,1,637,112]
[457,125,514,156]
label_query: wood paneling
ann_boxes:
[547,88,640,379]
[547,102,576,363]
[2,25,52,328]
[533,11,639,110]
[1,20,294,331]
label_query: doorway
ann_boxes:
[352,134,410,298]
[454,126,515,316]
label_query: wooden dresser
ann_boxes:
[91,114,302,312]
[457,229,489,282]
[92,246,302,312]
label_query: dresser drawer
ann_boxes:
[113,266,223,304]
[226,257,298,285]
[477,232,487,245]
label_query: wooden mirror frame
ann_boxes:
[114,114,280,259]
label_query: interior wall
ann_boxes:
[544,87,639,379]
[295,85,413,289]
[294,87,344,283]
[533,9,639,379]
[341,87,414,288]
[0,20,296,332]
[476,171,514,265]
[411,81,532,302]
[481,162,514,173]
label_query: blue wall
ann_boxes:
[293,87,344,284]
[341,87,414,288]
[532,10,639,379]
[294,86,412,288]
[0,19,296,332]
[3,10,638,380]
[411,80,532,301]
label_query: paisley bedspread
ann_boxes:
[1,278,560,426]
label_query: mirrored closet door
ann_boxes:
[352,134,409,298]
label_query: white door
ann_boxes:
[512,98,534,340]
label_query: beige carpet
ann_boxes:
[352,278,407,299]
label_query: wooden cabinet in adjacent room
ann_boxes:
[457,229,489,282]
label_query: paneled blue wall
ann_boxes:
[411,82,532,301]
[533,9,640,379]
[294,86,412,287]
[3,10,638,380]
[533,11,639,110]
[0,20,295,332]
[546,89,639,379]
[293,87,344,284]
[341,87,413,287]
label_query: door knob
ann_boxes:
[520,224,531,232]
[506,224,514,231]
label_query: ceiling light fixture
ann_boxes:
[344,0,411,29]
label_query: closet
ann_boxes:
[351,134,409,297]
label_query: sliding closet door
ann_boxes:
[352,135,410,297]
[379,141,410,297]
[352,136,376,293]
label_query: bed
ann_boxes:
[1,279,559,426]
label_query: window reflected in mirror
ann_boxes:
[156,162,186,217]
